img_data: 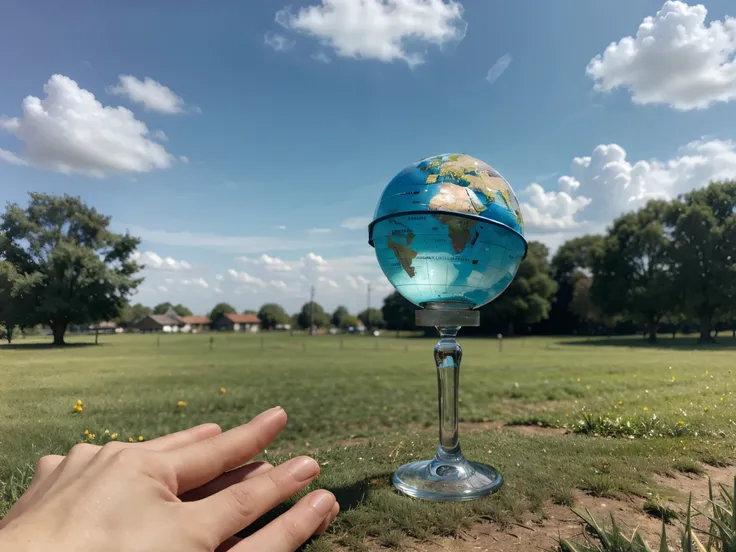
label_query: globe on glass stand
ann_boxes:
[368,153,527,501]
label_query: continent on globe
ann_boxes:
[435,215,479,253]
[387,232,417,277]
[428,183,485,215]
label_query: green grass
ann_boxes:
[1,333,735,550]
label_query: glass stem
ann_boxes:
[435,326,462,459]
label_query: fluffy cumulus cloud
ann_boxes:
[587,1,736,110]
[0,75,174,177]
[520,138,736,234]
[264,31,296,52]
[182,278,209,289]
[107,75,187,114]
[237,254,292,271]
[132,251,192,271]
[227,269,266,288]
[275,0,466,67]
[486,53,512,84]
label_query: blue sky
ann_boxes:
[1,0,736,315]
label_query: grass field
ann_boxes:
[1,332,735,550]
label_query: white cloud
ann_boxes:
[311,52,332,63]
[227,268,266,288]
[179,155,189,164]
[132,250,192,271]
[520,138,736,232]
[215,274,224,281]
[264,31,296,51]
[215,287,223,294]
[181,277,209,289]
[276,225,287,230]
[308,228,331,234]
[486,53,512,84]
[153,130,168,141]
[275,0,466,67]
[340,216,371,230]
[107,75,186,114]
[0,149,27,166]
[318,276,339,288]
[157,285,169,293]
[587,1,736,110]
[0,75,173,177]
[238,254,292,271]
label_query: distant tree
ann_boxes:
[290,313,301,330]
[331,305,350,328]
[209,302,237,322]
[382,291,417,331]
[0,261,34,343]
[117,303,152,327]
[569,276,616,334]
[666,182,736,343]
[339,314,360,331]
[257,303,289,330]
[546,234,605,335]
[242,309,257,315]
[591,200,674,343]
[0,193,141,345]
[153,302,191,317]
[358,307,384,329]
[480,241,558,335]
[297,301,329,331]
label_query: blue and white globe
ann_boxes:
[369,153,527,309]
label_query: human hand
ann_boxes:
[0,407,339,551]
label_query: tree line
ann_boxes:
[2,183,735,345]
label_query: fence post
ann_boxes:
[497,333,503,353]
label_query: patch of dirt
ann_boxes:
[457,420,568,437]
[334,464,734,551]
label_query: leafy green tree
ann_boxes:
[547,234,604,334]
[257,303,289,330]
[0,193,141,345]
[331,305,350,328]
[382,291,417,331]
[0,261,34,343]
[242,309,257,315]
[209,302,236,322]
[592,200,674,343]
[297,301,329,331]
[153,302,191,317]
[339,314,360,331]
[116,303,152,327]
[666,182,736,343]
[358,307,384,329]
[480,241,558,335]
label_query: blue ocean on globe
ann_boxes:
[369,153,528,308]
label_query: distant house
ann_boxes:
[134,314,184,333]
[211,313,261,332]
[180,315,211,333]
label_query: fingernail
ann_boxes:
[253,406,285,422]
[310,491,336,516]
[288,456,320,482]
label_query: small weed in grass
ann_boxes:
[699,453,731,468]
[642,497,677,523]
[673,458,705,475]
[377,529,405,549]
[581,474,619,498]
[552,487,576,507]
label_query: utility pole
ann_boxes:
[308,286,315,336]
[366,283,372,332]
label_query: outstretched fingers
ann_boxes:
[232,490,338,552]
[191,455,321,546]
[169,407,286,495]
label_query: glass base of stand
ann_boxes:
[392,449,503,501]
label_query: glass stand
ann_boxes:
[392,307,503,501]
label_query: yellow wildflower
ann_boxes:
[671,376,676,381]
[706,370,709,375]
[128,437,134,443]
[576,378,581,383]
[618,401,623,405]
[76,399,83,406]
[177,400,187,407]
[219,387,227,394]
[73,404,83,413]
[720,397,725,401]
[138,436,144,442]
[643,407,649,413]
[84,429,89,435]
[678,420,685,425]
[111,433,118,440]
[704,406,709,412]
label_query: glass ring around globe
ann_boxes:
[369,153,527,501]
